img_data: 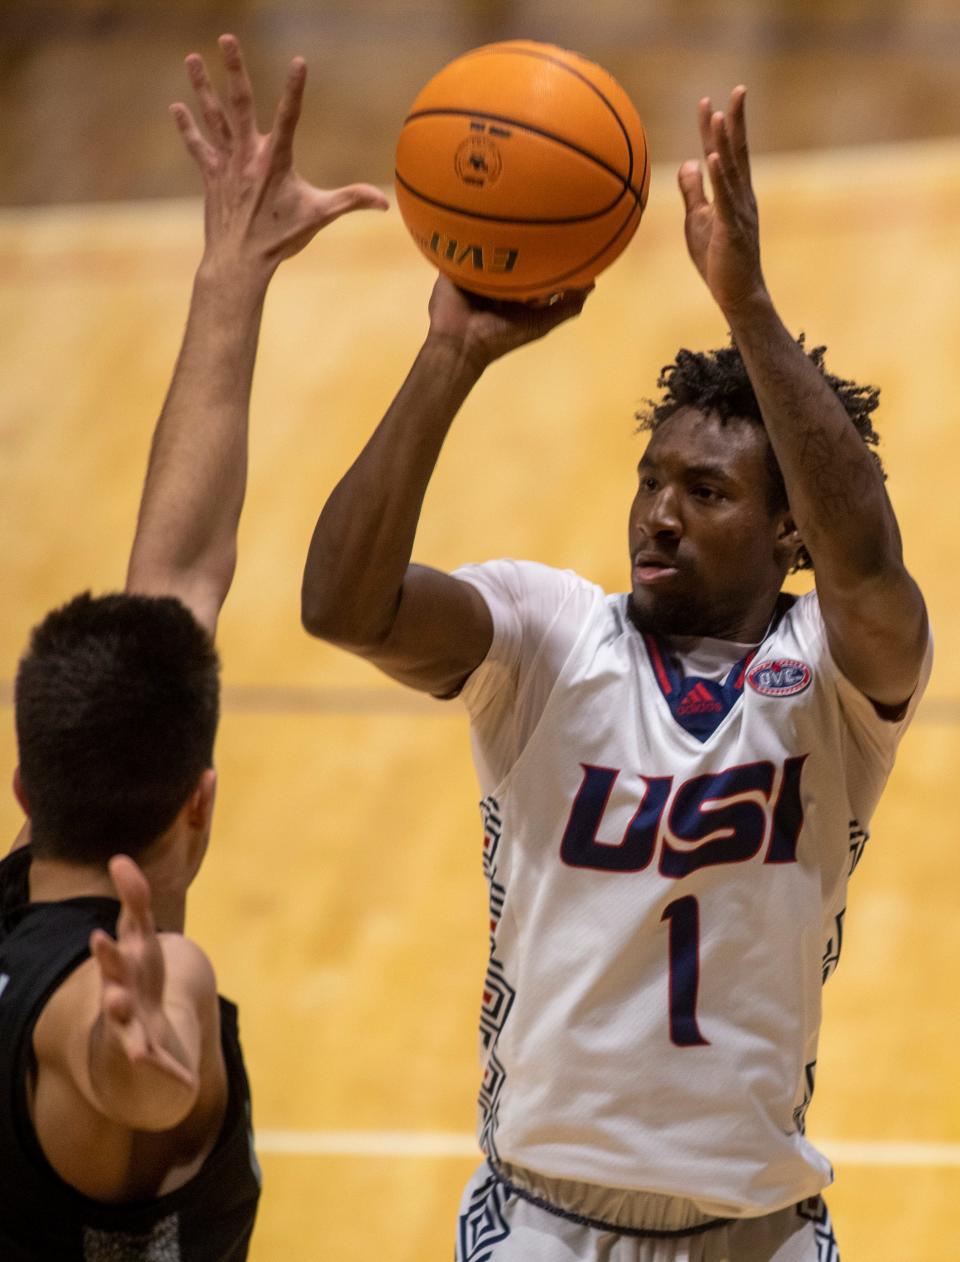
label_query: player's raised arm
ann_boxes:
[126,34,387,638]
[301,276,590,695]
[678,86,927,708]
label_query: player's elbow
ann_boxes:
[300,582,394,650]
[301,586,326,639]
[300,582,343,642]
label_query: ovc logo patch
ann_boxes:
[747,658,813,698]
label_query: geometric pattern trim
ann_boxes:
[848,819,869,877]
[793,1060,817,1135]
[477,796,515,1165]
[821,821,869,986]
[480,796,503,893]
[821,908,845,985]
[796,1195,841,1262]
[480,956,515,1054]
[478,1047,507,1162]
[457,1169,512,1262]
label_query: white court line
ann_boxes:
[254,1130,960,1167]
[824,1140,960,1167]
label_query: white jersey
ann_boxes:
[454,559,932,1219]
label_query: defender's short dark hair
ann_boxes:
[15,592,220,864]
[636,339,883,571]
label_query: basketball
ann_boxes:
[394,40,649,302]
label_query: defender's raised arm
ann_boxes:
[127,35,386,638]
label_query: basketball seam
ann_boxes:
[395,166,632,227]
[453,43,640,192]
[401,108,644,212]
[460,196,642,296]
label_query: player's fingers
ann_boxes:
[563,282,593,304]
[90,928,128,988]
[148,1046,199,1088]
[108,855,155,938]
[103,986,136,1028]
[535,282,594,326]
[169,103,217,172]
[318,183,390,223]
[706,110,739,211]
[711,99,744,193]
[270,56,307,168]
[710,110,738,182]
[218,34,257,144]
[705,151,737,222]
[677,159,708,214]
[697,97,714,158]
[728,85,751,179]
[186,52,232,148]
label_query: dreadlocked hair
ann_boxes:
[635,337,883,572]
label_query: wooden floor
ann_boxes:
[2,139,959,1258]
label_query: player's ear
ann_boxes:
[171,769,217,886]
[185,768,217,832]
[775,513,803,565]
[12,767,30,817]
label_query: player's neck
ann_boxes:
[29,856,115,904]
[707,592,785,644]
[28,855,188,932]
[629,590,785,645]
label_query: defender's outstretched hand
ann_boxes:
[89,856,197,1095]
[678,86,766,317]
[171,34,387,277]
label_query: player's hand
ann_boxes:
[425,274,593,371]
[89,855,196,1091]
[171,34,388,279]
[678,85,767,316]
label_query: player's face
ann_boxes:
[628,408,797,640]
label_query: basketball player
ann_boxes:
[0,36,385,1260]
[301,87,931,1259]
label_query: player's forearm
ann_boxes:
[126,264,267,629]
[726,291,902,582]
[87,1011,200,1132]
[302,335,483,644]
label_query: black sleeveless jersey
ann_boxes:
[0,846,261,1261]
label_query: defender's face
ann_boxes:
[628,407,794,640]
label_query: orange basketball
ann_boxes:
[395,40,649,302]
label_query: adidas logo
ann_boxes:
[677,682,722,715]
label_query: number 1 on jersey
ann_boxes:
[661,896,709,1047]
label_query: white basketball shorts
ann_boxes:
[455,1163,839,1262]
